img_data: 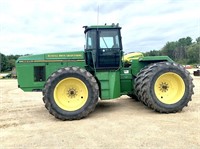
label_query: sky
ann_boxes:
[0,0,200,55]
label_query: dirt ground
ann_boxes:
[0,70,200,149]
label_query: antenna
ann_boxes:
[97,4,99,25]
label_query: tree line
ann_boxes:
[0,54,21,72]
[145,36,200,64]
[1,36,200,72]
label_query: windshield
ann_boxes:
[99,30,120,49]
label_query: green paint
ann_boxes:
[16,51,86,91]
[131,56,174,76]
[45,51,84,60]
[120,68,133,94]
[17,51,84,63]
[16,63,45,91]
[85,24,120,30]
[139,56,173,62]
[16,53,173,98]
[95,70,121,99]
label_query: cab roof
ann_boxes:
[84,23,121,33]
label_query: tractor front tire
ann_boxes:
[43,67,99,120]
[127,94,139,101]
[135,62,194,113]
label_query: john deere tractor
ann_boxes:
[16,23,194,120]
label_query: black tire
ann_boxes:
[43,67,99,120]
[135,62,194,113]
[134,65,150,105]
[127,94,139,101]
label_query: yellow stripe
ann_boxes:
[19,60,85,63]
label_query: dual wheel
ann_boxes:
[43,62,194,120]
[134,62,194,113]
[43,67,99,120]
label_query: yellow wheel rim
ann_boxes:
[54,77,88,111]
[154,72,185,104]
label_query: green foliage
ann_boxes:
[196,37,200,43]
[145,36,200,65]
[0,53,20,72]
[144,50,162,56]
[0,53,8,72]
[178,37,192,46]
[186,43,200,64]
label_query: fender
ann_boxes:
[131,56,174,76]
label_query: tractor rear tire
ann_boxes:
[135,62,194,113]
[134,65,150,105]
[43,67,99,120]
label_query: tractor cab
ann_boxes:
[84,23,122,69]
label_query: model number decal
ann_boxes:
[47,54,82,58]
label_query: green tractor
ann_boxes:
[16,23,194,120]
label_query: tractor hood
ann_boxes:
[17,51,84,63]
